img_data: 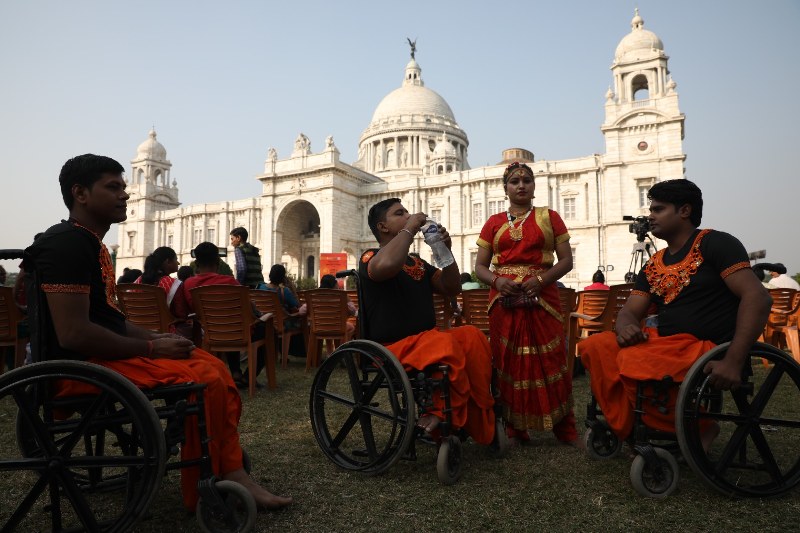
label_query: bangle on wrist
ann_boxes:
[400,228,415,238]
[535,273,545,286]
[146,340,154,357]
[490,274,499,289]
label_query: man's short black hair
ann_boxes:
[193,242,221,268]
[367,198,401,241]
[647,179,703,227]
[230,227,248,242]
[460,272,473,284]
[59,154,125,210]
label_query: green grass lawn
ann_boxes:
[1,355,798,532]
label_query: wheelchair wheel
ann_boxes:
[0,360,166,533]
[676,342,800,498]
[584,425,623,460]
[630,447,679,498]
[196,480,256,533]
[488,418,510,458]
[310,340,415,476]
[437,435,463,485]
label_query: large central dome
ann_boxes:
[371,60,455,123]
[356,54,469,177]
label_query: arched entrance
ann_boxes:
[275,200,321,282]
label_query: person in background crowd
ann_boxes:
[584,270,611,291]
[767,263,800,290]
[230,227,265,289]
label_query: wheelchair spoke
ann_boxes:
[359,416,379,461]
[747,364,784,419]
[359,404,408,425]
[12,389,59,458]
[56,469,101,532]
[748,424,785,486]
[343,355,363,401]
[0,457,49,471]
[65,454,157,469]
[316,389,358,408]
[3,472,50,532]
[56,390,112,458]
[331,410,362,449]
[714,419,751,476]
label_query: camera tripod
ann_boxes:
[628,234,657,279]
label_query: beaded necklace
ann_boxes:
[505,207,532,241]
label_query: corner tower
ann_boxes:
[602,8,685,188]
[118,129,180,262]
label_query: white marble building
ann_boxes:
[116,10,684,288]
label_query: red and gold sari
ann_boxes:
[477,208,576,440]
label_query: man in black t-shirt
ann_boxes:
[26,154,292,513]
[360,198,496,445]
[579,179,770,447]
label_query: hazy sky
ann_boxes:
[1,1,798,275]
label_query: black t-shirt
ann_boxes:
[26,221,127,360]
[358,249,438,344]
[634,229,750,344]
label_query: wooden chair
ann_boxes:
[191,285,276,396]
[304,289,350,371]
[250,289,304,370]
[461,288,490,337]
[116,283,178,333]
[433,293,454,331]
[0,287,26,373]
[557,287,578,375]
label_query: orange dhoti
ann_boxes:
[579,328,715,439]
[57,349,243,510]
[384,325,496,445]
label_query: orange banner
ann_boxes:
[319,253,348,288]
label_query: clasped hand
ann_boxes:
[150,333,195,359]
[496,277,540,297]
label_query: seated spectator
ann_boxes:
[579,179,770,450]
[183,242,268,388]
[117,268,143,284]
[135,247,190,319]
[361,198,496,444]
[767,263,800,290]
[752,264,777,289]
[260,264,306,356]
[584,269,611,291]
[27,153,291,512]
[177,265,195,282]
[460,272,481,290]
[317,273,356,341]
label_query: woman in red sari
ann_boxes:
[474,162,579,446]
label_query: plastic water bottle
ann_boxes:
[420,219,455,269]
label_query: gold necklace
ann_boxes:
[506,207,532,241]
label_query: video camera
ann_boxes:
[623,215,650,242]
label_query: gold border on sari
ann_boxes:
[497,333,562,356]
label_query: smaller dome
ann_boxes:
[136,129,167,161]
[432,133,457,159]
[614,9,664,63]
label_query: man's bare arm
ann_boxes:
[703,269,772,389]
[47,292,193,360]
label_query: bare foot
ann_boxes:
[416,413,441,434]
[222,468,293,510]
[700,422,721,454]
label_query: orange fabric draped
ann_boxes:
[56,349,242,510]
[384,326,496,445]
[579,328,715,438]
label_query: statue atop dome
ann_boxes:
[406,37,416,60]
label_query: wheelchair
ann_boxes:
[584,341,800,499]
[0,249,257,533]
[308,270,508,485]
